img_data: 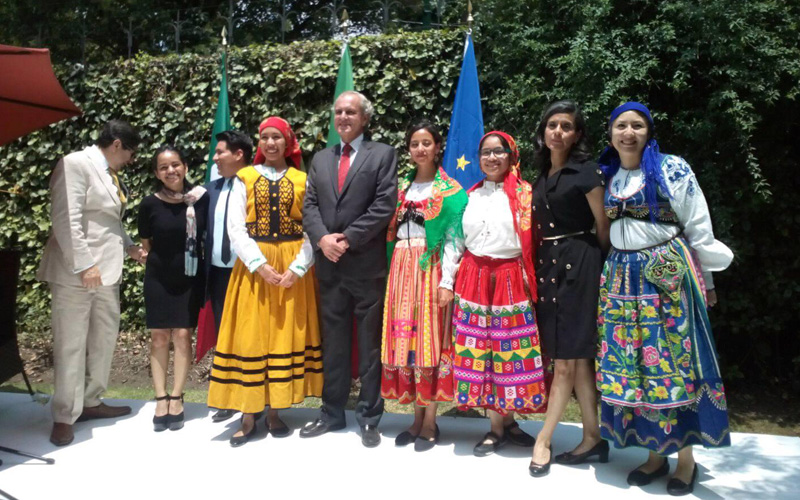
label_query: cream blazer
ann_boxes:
[37,146,134,287]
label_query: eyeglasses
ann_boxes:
[121,143,137,157]
[479,148,511,158]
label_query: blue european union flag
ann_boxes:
[442,35,485,191]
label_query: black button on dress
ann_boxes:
[138,193,208,329]
[533,159,604,359]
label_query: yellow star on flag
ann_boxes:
[456,155,470,170]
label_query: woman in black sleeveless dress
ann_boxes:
[138,146,207,431]
[528,100,610,476]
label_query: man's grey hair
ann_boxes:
[337,90,374,123]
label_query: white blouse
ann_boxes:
[439,181,520,290]
[227,165,314,277]
[607,155,733,288]
[397,180,461,291]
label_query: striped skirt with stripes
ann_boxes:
[207,239,323,413]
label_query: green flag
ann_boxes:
[326,44,354,146]
[205,51,231,182]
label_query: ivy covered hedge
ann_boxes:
[2,7,799,387]
[0,29,464,334]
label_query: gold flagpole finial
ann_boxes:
[340,9,351,41]
[467,1,474,34]
[221,26,228,47]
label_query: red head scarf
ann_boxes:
[473,130,537,300]
[253,116,302,169]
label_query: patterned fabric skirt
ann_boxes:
[207,239,323,414]
[597,237,730,455]
[381,238,453,405]
[452,251,547,415]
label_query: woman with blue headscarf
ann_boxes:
[596,102,733,496]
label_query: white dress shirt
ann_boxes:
[440,181,520,289]
[608,155,733,288]
[396,181,461,290]
[227,165,314,276]
[340,134,364,166]
[210,177,235,268]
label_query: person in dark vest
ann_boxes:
[203,130,254,423]
[300,91,398,447]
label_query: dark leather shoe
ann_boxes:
[299,418,345,438]
[555,440,610,465]
[268,418,291,438]
[505,421,535,447]
[628,458,670,486]
[473,431,508,457]
[529,446,552,477]
[229,422,257,447]
[212,409,236,423]
[667,464,698,496]
[50,423,74,446]
[414,425,440,452]
[395,430,418,446]
[77,403,132,422]
[361,425,381,448]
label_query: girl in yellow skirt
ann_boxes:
[207,117,323,447]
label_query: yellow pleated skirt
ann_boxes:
[207,239,323,413]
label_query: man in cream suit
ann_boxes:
[37,120,147,446]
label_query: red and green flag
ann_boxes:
[205,51,231,182]
[326,44,354,146]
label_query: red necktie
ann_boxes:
[338,143,352,192]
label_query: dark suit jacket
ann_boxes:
[203,177,227,299]
[303,140,398,280]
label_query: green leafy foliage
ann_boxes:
[0,29,463,335]
[471,0,800,387]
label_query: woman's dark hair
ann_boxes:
[404,119,443,163]
[216,130,254,164]
[97,119,141,150]
[532,99,591,174]
[152,145,193,192]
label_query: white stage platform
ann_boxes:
[0,392,798,499]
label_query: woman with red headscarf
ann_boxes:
[207,117,323,447]
[440,131,548,457]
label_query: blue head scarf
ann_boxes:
[598,102,671,223]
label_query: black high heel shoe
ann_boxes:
[627,458,670,486]
[555,440,610,465]
[667,464,698,496]
[167,393,185,431]
[153,395,170,432]
[529,446,552,477]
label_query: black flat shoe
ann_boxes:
[529,446,552,478]
[167,394,185,431]
[212,409,236,423]
[153,395,170,432]
[414,425,440,452]
[395,430,418,446]
[299,418,346,438]
[627,458,670,486]
[555,440,610,465]
[361,425,381,448]
[667,464,698,496]
[473,431,508,457]
[229,422,257,447]
[268,418,291,438]
[505,421,535,447]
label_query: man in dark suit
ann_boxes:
[204,130,253,423]
[300,91,398,447]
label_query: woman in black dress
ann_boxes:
[138,146,208,431]
[528,100,610,476]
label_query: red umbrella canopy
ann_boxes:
[0,45,82,147]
